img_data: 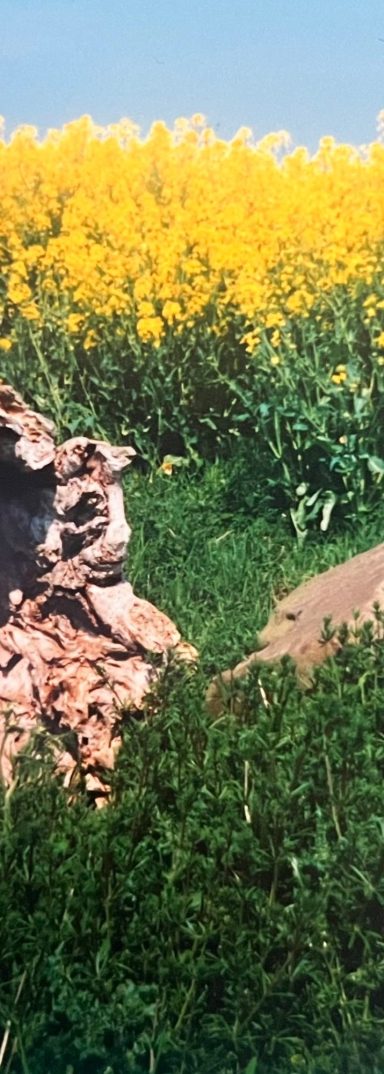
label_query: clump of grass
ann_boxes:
[125,460,384,669]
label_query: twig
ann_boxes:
[0,1022,11,1067]
[0,971,27,1069]
[243,760,251,824]
[258,677,270,709]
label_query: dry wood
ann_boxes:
[0,385,196,801]
[207,542,384,715]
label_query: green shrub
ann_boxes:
[244,295,384,538]
[1,625,384,1072]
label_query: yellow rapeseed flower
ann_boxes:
[162,299,182,324]
[240,329,260,354]
[331,365,348,385]
[7,281,32,305]
[1,114,384,349]
[67,313,84,334]
[137,316,164,345]
[21,302,41,322]
[83,330,99,350]
[159,459,173,475]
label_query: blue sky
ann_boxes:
[1,0,384,148]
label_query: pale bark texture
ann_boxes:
[0,385,196,801]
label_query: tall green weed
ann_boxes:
[4,288,384,534]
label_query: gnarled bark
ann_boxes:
[0,385,196,801]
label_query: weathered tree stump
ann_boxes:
[0,385,196,801]
[207,542,384,715]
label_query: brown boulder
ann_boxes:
[207,542,384,714]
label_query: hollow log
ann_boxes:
[0,385,196,801]
[207,542,384,715]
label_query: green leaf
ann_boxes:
[95,937,111,977]
[244,1059,258,1074]
[368,455,384,476]
[320,491,337,532]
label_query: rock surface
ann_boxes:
[207,542,384,714]
[0,385,196,800]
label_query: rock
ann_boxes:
[0,385,197,801]
[207,542,384,715]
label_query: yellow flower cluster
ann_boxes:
[331,364,348,385]
[2,114,384,350]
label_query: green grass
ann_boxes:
[2,454,384,1073]
[126,454,384,672]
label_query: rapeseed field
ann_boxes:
[1,112,384,356]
